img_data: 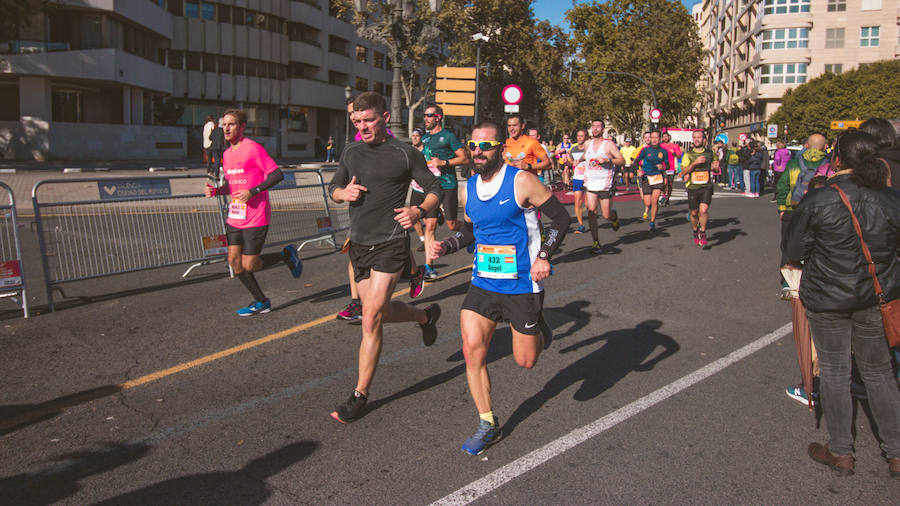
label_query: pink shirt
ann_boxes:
[222,138,279,229]
[660,142,683,174]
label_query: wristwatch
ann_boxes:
[538,250,549,260]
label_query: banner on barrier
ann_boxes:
[201,235,228,257]
[316,216,333,234]
[98,179,172,200]
[0,260,22,287]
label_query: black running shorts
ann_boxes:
[687,185,714,210]
[641,177,666,194]
[410,190,440,219]
[441,187,459,222]
[461,284,545,336]
[587,188,616,200]
[348,236,411,283]
[225,224,269,256]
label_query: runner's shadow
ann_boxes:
[706,217,740,230]
[92,441,318,505]
[0,441,151,505]
[708,228,747,246]
[502,320,680,437]
[0,385,123,437]
[277,283,350,310]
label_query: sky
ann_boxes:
[532,0,700,31]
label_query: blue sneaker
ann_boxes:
[282,245,303,278]
[423,264,438,281]
[574,224,586,234]
[236,299,271,317]
[461,417,501,455]
[649,221,656,231]
[785,384,817,406]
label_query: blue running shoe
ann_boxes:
[461,417,501,455]
[574,224,586,234]
[423,264,438,281]
[649,221,656,231]
[785,384,817,406]
[236,299,271,317]
[282,245,303,278]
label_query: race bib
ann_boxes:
[665,169,676,175]
[691,171,710,184]
[573,163,587,178]
[476,244,518,279]
[228,201,247,220]
[647,174,664,186]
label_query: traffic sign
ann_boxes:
[767,124,778,138]
[502,84,522,105]
[649,108,661,122]
[738,133,747,142]
[503,104,519,113]
[715,133,729,144]
[434,66,477,117]
[830,120,863,130]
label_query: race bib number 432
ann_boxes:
[476,244,518,279]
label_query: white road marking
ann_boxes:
[431,322,793,506]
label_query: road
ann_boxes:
[1,184,897,504]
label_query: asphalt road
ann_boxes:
[2,184,898,504]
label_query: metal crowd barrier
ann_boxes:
[31,169,349,312]
[0,182,28,318]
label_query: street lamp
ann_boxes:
[471,32,489,125]
[344,85,353,147]
[353,0,443,141]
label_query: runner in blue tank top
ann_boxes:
[432,121,570,456]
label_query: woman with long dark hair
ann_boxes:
[783,129,900,478]
[859,117,900,187]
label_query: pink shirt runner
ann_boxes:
[222,138,279,229]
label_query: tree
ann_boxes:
[768,60,900,142]
[565,0,705,137]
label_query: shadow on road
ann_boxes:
[502,319,680,437]
[91,441,318,505]
[0,385,123,437]
[1,441,151,505]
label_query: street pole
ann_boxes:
[344,85,353,147]
[474,40,481,125]
[388,0,406,140]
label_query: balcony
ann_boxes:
[2,48,173,93]
[52,0,173,39]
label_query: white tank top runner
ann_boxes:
[583,139,615,192]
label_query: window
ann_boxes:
[80,15,104,49]
[355,45,367,63]
[827,0,846,12]
[761,28,808,49]
[860,26,880,47]
[329,35,349,56]
[218,55,231,74]
[328,70,348,86]
[218,5,231,23]
[168,0,183,16]
[355,77,369,91]
[289,62,319,79]
[52,90,82,122]
[203,53,216,72]
[186,51,201,71]
[288,22,320,46]
[760,63,807,85]
[763,0,810,15]
[201,2,215,20]
[373,51,385,69]
[233,7,245,25]
[373,81,384,94]
[288,106,310,132]
[825,28,844,48]
[185,1,199,18]
[168,50,184,70]
[824,64,842,74]
[234,57,245,75]
[246,59,257,77]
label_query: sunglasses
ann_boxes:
[466,140,503,151]
[424,113,442,118]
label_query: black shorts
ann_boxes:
[461,284,545,336]
[410,191,439,219]
[441,187,459,221]
[587,188,616,200]
[687,185,714,210]
[641,177,666,194]
[225,224,268,255]
[624,165,636,174]
[348,236,411,283]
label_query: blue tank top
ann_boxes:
[465,165,543,294]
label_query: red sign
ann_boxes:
[0,260,22,288]
[201,235,228,257]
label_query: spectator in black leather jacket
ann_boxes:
[783,129,900,478]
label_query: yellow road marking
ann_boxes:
[1,264,471,433]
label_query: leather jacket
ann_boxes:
[783,173,900,312]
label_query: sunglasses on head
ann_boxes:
[466,140,503,151]
[424,113,442,118]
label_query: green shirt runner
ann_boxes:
[422,129,463,190]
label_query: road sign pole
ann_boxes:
[474,43,481,124]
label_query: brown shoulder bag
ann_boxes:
[834,185,900,347]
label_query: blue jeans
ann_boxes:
[748,169,760,194]
[728,164,743,189]
[807,306,900,458]
[326,148,334,162]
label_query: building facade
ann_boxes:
[699,0,899,144]
[0,0,402,161]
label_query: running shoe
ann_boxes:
[698,230,708,247]
[574,225,585,234]
[611,215,620,232]
[419,303,441,346]
[692,230,700,246]
[423,264,439,281]
[779,287,792,301]
[282,245,303,278]
[642,209,648,220]
[590,241,603,254]
[461,417,502,455]
[330,390,368,423]
[337,300,363,322]
[786,384,817,406]
[236,299,271,317]
[409,265,426,298]
[648,221,656,231]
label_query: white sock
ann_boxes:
[418,235,425,242]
